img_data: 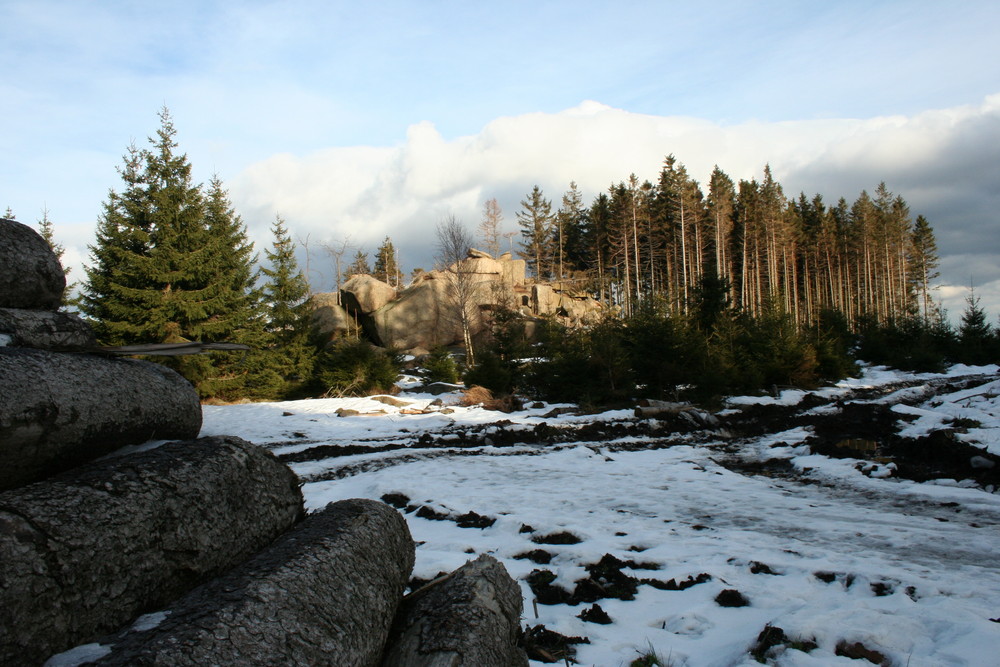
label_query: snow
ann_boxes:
[72,364,1000,665]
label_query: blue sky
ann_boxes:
[2,0,999,318]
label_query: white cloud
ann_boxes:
[228,96,1000,321]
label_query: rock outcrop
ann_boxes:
[310,291,354,344]
[86,499,413,666]
[382,554,529,666]
[0,346,202,491]
[0,218,65,310]
[311,249,601,353]
[341,273,399,315]
[0,436,304,665]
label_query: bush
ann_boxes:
[423,347,459,383]
[314,338,402,397]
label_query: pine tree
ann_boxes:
[517,185,553,280]
[81,109,269,398]
[261,214,315,396]
[909,214,939,321]
[373,236,403,286]
[957,289,995,365]
[345,250,372,279]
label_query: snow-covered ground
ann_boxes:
[195,364,1000,667]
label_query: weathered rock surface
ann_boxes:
[86,499,413,667]
[0,307,97,351]
[371,272,466,350]
[382,554,529,667]
[0,218,66,309]
[342,273,398,315]
[309,292,354,344]
[0,347,202,491]
[0,435,303,665]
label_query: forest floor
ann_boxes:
[198,363,1000,666]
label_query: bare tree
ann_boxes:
[436,216,478,367]
[478,198,503,258]
[320,237,353,300]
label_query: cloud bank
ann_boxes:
[230,97,1000,320]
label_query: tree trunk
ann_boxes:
[382,554,528,667]
[0,347,202,491]
[86,499,413,667]
[0,435,303,665]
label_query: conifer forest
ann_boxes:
[44,110,997,403]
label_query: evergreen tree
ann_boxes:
[517,185,553,280]
[345,250,372,279]
[909,214,940,321]
[373,236,403,286]
[81,109,271,398]
[261,214,315,396]
[556,182,586,280]
[957,289,995,365]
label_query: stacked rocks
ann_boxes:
[0,219,527,665]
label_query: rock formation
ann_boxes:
[0,436,303,665]
[311,249,602,354]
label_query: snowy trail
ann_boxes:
[198,365,1000,666]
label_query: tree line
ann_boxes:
[16,110,996,405]
[505,158,940,328]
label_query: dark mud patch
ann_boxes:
[514,549,554,564]
[578,603,613,624]
[380,493,497,528]
[715,588,750,607]
[278,441,405,462]
[528,555,691,607]
[520,624,589,663]
[885,431,1000,487]
[750,625,818,662]
[532,530,582,545]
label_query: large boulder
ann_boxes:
[0,347,201,491]
[0,435,304,665]
[382,554,528,666]
[370,272,467,351]
[0,218,65,310]
[341,274,398,315]
[310,292,354,344]
[82,499,413,667]
[0,307,96,351]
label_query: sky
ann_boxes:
[2,0,999,321]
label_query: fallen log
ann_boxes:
[0,436,303,665]
[0,347,201,490]
[82,499,413,667]
[0,307,96,351]
[382,554,529,667]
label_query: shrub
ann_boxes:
[423,346,460,383]
[314,338,402,397]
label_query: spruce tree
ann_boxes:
[373,237,402,286]
[517,185,553,280]
[957,290,995,365]
[345,250,372,279]
[261,214,315,396]
[82,109,268,398]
